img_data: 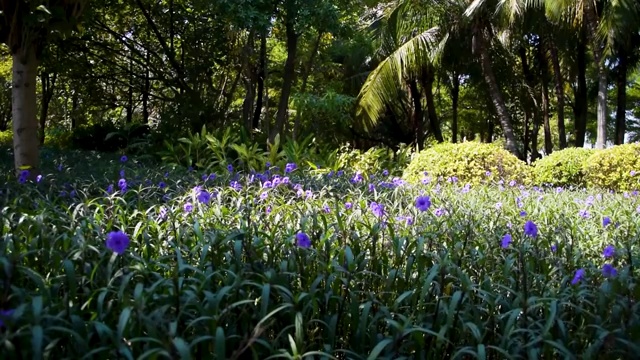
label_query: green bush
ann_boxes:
[584,142,640,191]
[0,129,11,146]
[533,147,594,188]
[402,141,531,185]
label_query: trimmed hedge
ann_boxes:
[584,142,640,191]
[402,142,532,185]
[533,147,594,188]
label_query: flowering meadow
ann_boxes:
[1,149,640,359]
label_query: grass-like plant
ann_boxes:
[0,148,639,359]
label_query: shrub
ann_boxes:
[533,147,594,188]
[71,122,126,152]
[0,129,11,146]
[584,142,640,191]
[402,141,532,185]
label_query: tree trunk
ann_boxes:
[408,79,424,150]
[615,48,628,145]
[12,46,40,176]
[523,107,531,161]
[143,51,150,123]
[126,56,134,124]
[293,31,323,140]
[476,27,521,158]
[584,2,607,149]
[39,70,56,145]
[541,79,552,155]
[423,65,444,143]
[270,20,298,142]
[252,29,267,131]
[538,39,552,155]
[574,32,588,148]
[451,73,459,143]
[518,46,538,161]
[549,39,567,149]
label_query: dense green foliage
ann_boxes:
[585,143,640,191]
[402,142,532,186]
[1,150,640,358]
[533,148,595,188]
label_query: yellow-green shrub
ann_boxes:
[584,143,640,191]
[402,142,532,185]
[533,147,594,188]
[0,130,12,146]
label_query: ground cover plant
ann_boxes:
[1,148,640,359]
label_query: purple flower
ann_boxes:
[370,202,385,218]
[571,268,585,285]
[263,181,273,188]
[227,164,234,172]
[158,207,168,220]
[118,178,127,189]
[36,175,42,183]
[415,196,431,212]
[485,171,492,177]
[260,192,268,200]
[184,202,193,213]
[509,180,517,187]
[159,181,166,189]
[631,170,636,177]
[106,230,130,255]
[578,209,590,218]
[296,232,311,248]
[602,264,617,278]
[603,245,615,259]
[230,181,241,190]
[405,216,414,225]
[501,234,512,248]
[120,169,126,178]
[209,173,216,180]
[266,206,272,214]
[421,177,431,184]
[305,190,313,199]
[120,155,128,163]
[368,183,375,192]
[323,204,331,213]
[434,208,445,217]
[197,190,211,204]
[0,309,15,329]
[524,220,538,238]
[602,217,612,227]
[344,202,353,210]
[382,169,389,176]
[285,163,297,173]
[551,244,557,252]
[495,202,502,210]
[519,211,527,217]
[352,172,363,183]
[106,184,114,194]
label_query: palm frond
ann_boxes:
[356,27,442,131]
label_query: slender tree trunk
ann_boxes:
[408,79,424,150]
[242,78,256,131]
[549,39,567,149]
[584,2,607,149]
[423,66,443,143]
[615,47,627,145]
[12,46,40,176]
[270,20,298,142]
[143,51,150,123]
[538,39,552,155]
[252,29,267,131]
[541,79,552,155]
[293,31,323,140]
[523,107,531,161]
[475,26,521,158]
[574,33,588,148]
[126,56,133,124]
[71,90,79,130]
[451,73,459,143]
[39,70,56,145]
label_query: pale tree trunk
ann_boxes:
[12,46,40,177]
[615,48,627,145]
[584,2,607,149]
